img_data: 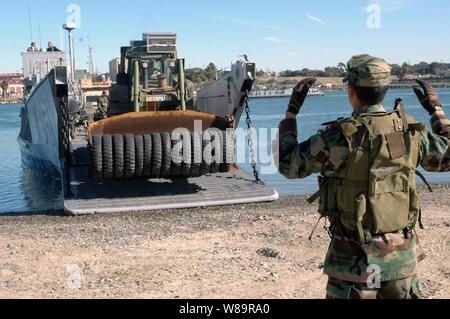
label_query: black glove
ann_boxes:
[287,78,317,115]
[413,80,442,115]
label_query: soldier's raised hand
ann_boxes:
[413,80,442,115]
[287,78,317,115]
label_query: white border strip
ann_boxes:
[65,190,279,215]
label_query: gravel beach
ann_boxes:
[0,184,449,299]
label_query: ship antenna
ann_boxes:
[38,18,43,49]
[63,24,77,84]
[27,0,34,43]
[87,36,94,74]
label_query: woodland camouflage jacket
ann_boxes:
[278,104,450,282]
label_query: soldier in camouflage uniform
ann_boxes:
[278,54,450,299]
[95,91,109,121]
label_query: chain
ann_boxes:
[60,96,73,197]
[60,97,70,155]
[244,90,264,185]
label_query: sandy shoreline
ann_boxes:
[0,184,449,299]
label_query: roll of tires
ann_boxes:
[151,133,162,178]
[220,130,235,173]
[102,135,114,179]
[161,132,172,178]
[113,134,124,179]
[135,135,144,178]
[181,133,192,177]
[143,134,153,177]
[201,136,212,176]
[124,134,136,178]
[171,136,182,177]
[210,133,220,174]
[91,135,103,178]
[190,132,202,177]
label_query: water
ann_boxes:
[0,89,449,213]
[0,104,63,214]
[238,88,450,196]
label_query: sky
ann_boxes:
[1,0,450,73]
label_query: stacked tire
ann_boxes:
[90,131,235,179]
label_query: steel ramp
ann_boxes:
[65,131,278,215]
[64,168,278,215]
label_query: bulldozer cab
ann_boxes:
[109,33,187,115]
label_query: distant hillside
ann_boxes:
[256,61,449,83]
[185,61,450,89]
[185,63,219,89]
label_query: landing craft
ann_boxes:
[18,31,279,214]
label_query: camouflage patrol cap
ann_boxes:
[343,54,392,88]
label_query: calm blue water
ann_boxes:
[238,88,450,196]
[0,88,449,213]
[0,104,63,213]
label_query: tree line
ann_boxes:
[184,61,450,87]
[391,62,450,78]
[185,63,220,87]
[277,61,450,79]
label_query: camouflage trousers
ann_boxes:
[326,276,420,299]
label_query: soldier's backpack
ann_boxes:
[308,105,429,243]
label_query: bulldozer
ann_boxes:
[87,33,240,180]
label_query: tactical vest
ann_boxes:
[310,109,426,243]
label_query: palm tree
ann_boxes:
[0,80,8,98]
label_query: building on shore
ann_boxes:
[440,70,450,78]
[0,73,24,98]
[109,58,120,83]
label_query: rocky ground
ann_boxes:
[0,185,449,299]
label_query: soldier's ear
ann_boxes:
[348,85,354,98]
[348,85,358,107]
